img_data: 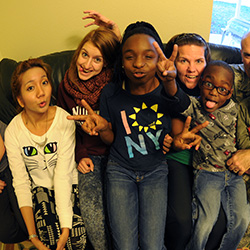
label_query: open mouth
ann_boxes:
[205,99,217,109]
[39,101,46,108]
[186,75,198,79]
[134,72,145,78]
[83,69,92,73]
[79,66,92,74]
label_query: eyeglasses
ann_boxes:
[201,81,231,96]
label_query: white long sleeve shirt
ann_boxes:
[5,106,78,228]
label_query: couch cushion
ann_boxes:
[209,43,242,64]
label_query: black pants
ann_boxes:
[0,167,28,243]
[165,159,227,250]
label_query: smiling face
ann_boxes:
[175,44,206,89]
[199,65,233,113]
[76,41,104,81]
[122,34,158,88]
[17,67,52,115]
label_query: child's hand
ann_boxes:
[0,179,6,193]
[153,42,178,82]
[173,116,209,151]
[82,10,121,40]
[67,99,109,136]
[162,134,173,154]
[77,158,94,174]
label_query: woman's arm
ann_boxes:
[20,207,50,250]
[54,110,78,249]
[5,120,49,249]
[82,10,121,40]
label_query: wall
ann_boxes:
[0,0,213,61]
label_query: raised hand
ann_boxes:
[82,10,121,40]
[153,41,178,82]
[173,116,209,151]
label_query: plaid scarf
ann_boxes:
[63,67,113,110]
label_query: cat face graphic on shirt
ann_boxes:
[22,142,57,171]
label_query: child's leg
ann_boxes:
[106,160,139,250]
[0,167,28,243]
[139,162,168,250]
[187,170,223,250]
[205,205,227,250]
[219,172,250,250]
[78,155,108,250]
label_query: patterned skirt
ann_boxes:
[32,185,86,250]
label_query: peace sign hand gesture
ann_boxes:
[153,42,178,96]
[153,42,178,81]
[67,99,108,135]
[173,116,209,151]
[67,99,114,145]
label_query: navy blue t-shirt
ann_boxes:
[100,81,176,171]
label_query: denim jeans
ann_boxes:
[78,155,109,250]
[187,169,250,250]
[106,159,168,250]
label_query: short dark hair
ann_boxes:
[202,60,235,86]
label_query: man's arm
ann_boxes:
[227,149,250,176]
